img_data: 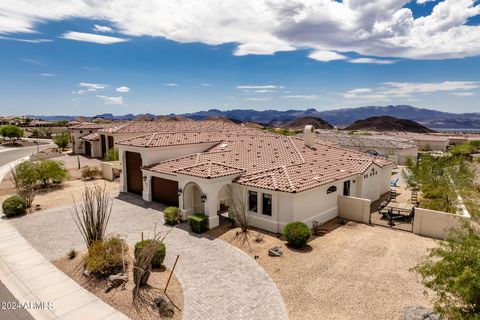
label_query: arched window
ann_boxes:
[327,186,337,194]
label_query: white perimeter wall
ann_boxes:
[413,207,468,239]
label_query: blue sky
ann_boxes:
[0,0,479,116]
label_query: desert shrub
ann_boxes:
[53,132,70,150]
[12,161,38,207]
[68,249,77,260]
[0,125,23,140]
[134,240,166,268]
[2,195,28,217]
[104,148,119,161]
[86,237,127,277]
[283,222,311,248]
[81,166,102,179]
[163,206,180,225]
[188,213,208,233]
[36,159,69,186]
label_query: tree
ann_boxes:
[0,125,24,140]
[11,161,38,208]
[415,222,480,319]
[53,132,71,150]
[36,159,69,186]
[104,148,119,161]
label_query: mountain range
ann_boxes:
[26,105,480,129]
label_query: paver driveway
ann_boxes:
[9,193,288,320]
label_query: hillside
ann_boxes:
[344,116,434,133]
[271,116,333,130]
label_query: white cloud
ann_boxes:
[417,0,436,4]
[20,58,39,64]
[0,36,52,43]
[2,1,480,60]
[237,85,282,89]
[61,31,128,44]
[343,81,480,101]
[116,86,130,93]
[164,83,179,86]
[308,50,347,62]
[451,92,475,96]
[281,95,319,100]
[97,95,123,105]
[200,83,212,86]
[79,82,107,90]
[93,24,113,33]
[348,58,396,65]
[40,73,54,76]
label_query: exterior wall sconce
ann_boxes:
[142,176,147,182]
[201,194,207,203]
[177,188,183,196]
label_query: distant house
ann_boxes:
[69,122,115,156]
[116,124,393,233]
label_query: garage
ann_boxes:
[125,151,143,195]
[84,141,92,157]
[152,177,179,206]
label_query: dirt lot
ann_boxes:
[53,251,183,320]
[211,221,437,320]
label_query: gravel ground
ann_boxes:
[215,221,437,320]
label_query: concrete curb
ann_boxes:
[0,158,130,320]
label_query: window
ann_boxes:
[327,186,337,194]
[343,180,350,196]
[262,193,272,216]
[248,191,257,212]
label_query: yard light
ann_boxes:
[177,187,183,196]
[201,194,207,203]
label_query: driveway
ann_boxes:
[8,193,288,320]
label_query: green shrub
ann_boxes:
[2,195,28,217]
[163,206,180,225]
[0,125,23,140]
[104,148,119,161]
[86,237,127,277]
[134,240,166,268]
[283,222,311,248]
[81,166,102,179]
[188,213,208,233]
[36,159,69,186]
[53,132,71,150]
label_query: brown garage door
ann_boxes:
[152,177,179,206]
[84,141,92,157]
[126,151,143,195]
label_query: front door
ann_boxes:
[125,151,143,195]
[343,180,350,196]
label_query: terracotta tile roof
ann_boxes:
[144,132,394,193]
[175,162,245,179]
[99,120,248,134]
[69,122,114,130]
[116,132,226,148]
[80,133,100,141]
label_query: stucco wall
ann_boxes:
[413,207,468,239]
[337,195,371,224]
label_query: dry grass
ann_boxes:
[0,179,119,212]
[53,250,183,320]
[212,220,437,320]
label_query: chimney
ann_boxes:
[304,125,315,148]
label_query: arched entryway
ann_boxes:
[183,182,204,214]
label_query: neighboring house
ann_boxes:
[317,131,418,165]
[402,134,450,151]
[116,125,393,233]
[80,133,102,157]
[69,122,114,155]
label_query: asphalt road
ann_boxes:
[0,144,52,167]
[0,144,52,320]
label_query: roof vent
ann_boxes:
[304,125,315,148]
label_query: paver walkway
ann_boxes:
[10,193,288,320]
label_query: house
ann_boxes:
[116,124,393,233]
[316,131,418,165]
[69,122,114,155]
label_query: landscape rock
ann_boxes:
[152,295,175,317]
[404,305,439,320]
[268,246,283,257]
[105,274,128,293]
[82,269,90,277]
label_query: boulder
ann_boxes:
[105,274,128,293]
[152,295,175,317]
[404,305,439,320]
[268,246,283,257]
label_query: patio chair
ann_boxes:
[390,178,399,187]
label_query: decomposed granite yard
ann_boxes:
[212,221,438,320]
